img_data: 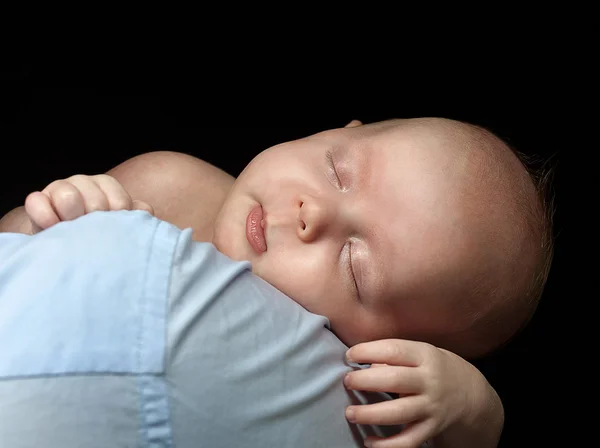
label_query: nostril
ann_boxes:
[299,201,304,208]
[300,220,306,231]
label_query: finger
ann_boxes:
[345,366,424,394]
[347,339,430,367]
[346,395,429,426]
[24,191,60,232]
[42,180,86,221]
[64,175,110,214]
[91,174,133,211]
[132,199,155,215]
[364,420,436,448]
[345,119,363,128]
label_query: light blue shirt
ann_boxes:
[0,210,400,447]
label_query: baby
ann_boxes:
[9,117,553,447]
[21,117,553,358]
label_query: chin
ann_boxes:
[214,228,249,263]
[212,224,231,254]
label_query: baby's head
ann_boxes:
[213,118,553,358]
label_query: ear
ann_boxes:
[344,120,363,128]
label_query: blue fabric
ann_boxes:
[0,211,400,447]
[0,210,173,377]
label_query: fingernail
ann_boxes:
[345,349,354,362]
[345,407,356,422]
[364,440,373,448]
[343,373,351,388]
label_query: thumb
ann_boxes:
[132,199,155,216]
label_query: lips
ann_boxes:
[246,205,267,254]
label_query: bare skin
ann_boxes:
[0,206,32,234]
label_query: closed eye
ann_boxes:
[325,149,342,188]
[346,241,362,303]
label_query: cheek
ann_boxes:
[332,307,401,347]
[244,147,296,175]
[257,258,322,310]
[255,247,336,315]
[244,148,318,191]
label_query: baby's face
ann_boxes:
[213,119,513,350]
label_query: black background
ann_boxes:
[1,61,577,447]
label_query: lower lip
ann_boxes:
[246,205,267,254]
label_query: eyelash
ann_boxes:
[345,242,360,300]
[325,149,342,187]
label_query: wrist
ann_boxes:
[471,373,503,432]
[433,364,504,448]
[461,367,504,446]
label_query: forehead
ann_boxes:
[354,120,476,207]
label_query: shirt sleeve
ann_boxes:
[0,210,175,378]
[0,210,179,448]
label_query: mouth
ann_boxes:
[246,205,267,254]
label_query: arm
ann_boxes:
[0,206,32,234]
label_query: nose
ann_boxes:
[296,195,335,242]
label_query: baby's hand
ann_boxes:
[344,339,500,448]
[25,174,154,233]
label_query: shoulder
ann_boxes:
[165,235,401,446]
[107,151,235,241]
